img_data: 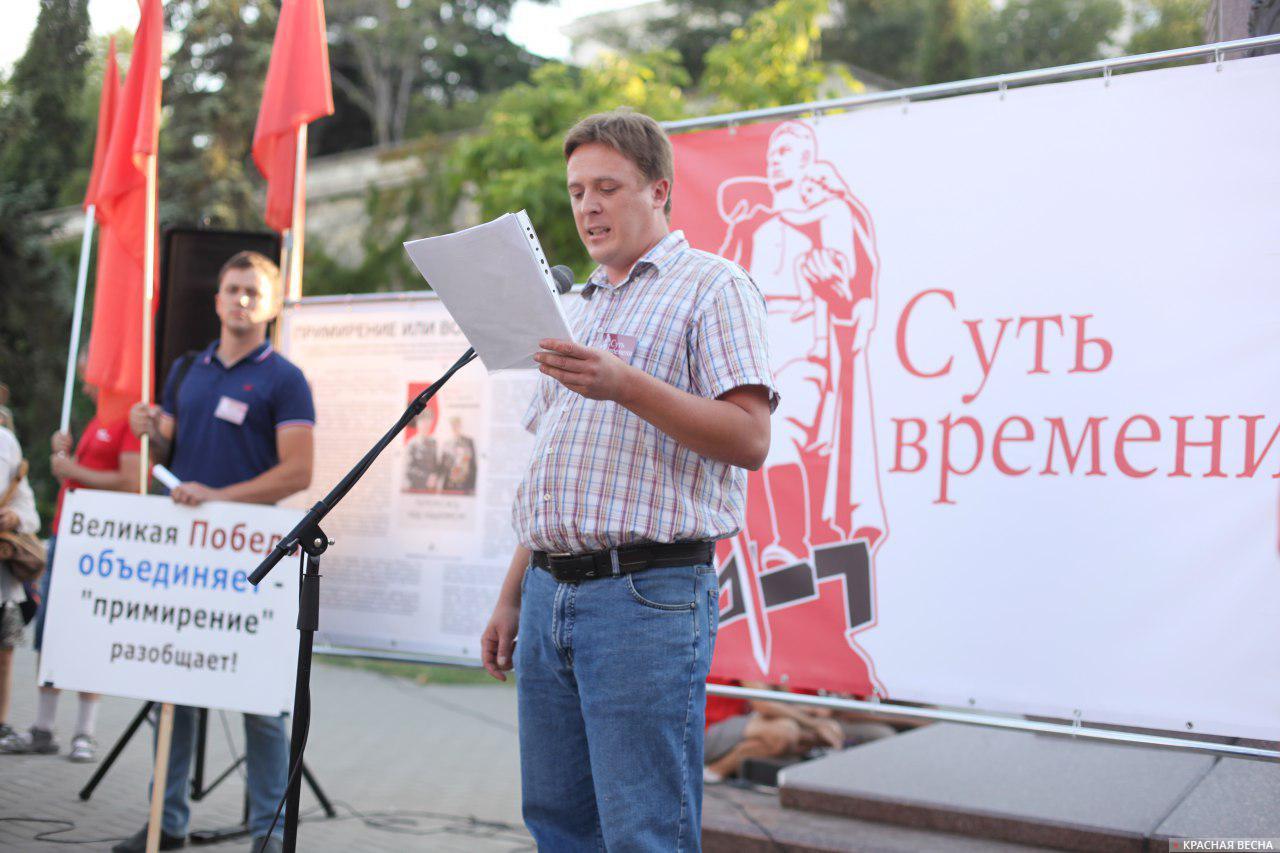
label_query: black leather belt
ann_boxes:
[531,541,714,583]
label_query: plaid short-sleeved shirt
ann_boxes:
[512,230,778,554]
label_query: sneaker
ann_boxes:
[250,837,282,853]
[68,733,97,763]
[0,726,59,755]
[111,825,186,853]
[0,723,17,750]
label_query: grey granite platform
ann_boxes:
[778,723,1233,851]
[1153,754,1280,842]
[704,781,1053,852]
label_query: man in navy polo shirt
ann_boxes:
[124,250,314,853]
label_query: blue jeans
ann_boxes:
[516,560,719,852]
[155,706,289,840]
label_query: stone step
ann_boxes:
[1153,752,1280,843]
[703,781,1052,853]
[776,722,1247,852]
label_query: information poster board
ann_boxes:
[279,296,538,660]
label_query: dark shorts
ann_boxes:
[704,713,752,763]
[33,535,54,652]
[0,600,24,650]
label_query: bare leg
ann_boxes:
[706,716,801,779]
[838,720,896,746]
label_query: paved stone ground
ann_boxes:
[0,644,533,852]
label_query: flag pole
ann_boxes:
[60,207,96,432]
[139,152,157,489]
[272,228,291,349]
[287,123,308,302]
[279,228,292,298]
[137,150,173,853]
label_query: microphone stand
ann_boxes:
[248,346,478,853]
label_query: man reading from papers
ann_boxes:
[481,110,777,852]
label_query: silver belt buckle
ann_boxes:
[547,552,575,582]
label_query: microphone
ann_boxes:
[551,264,574,295]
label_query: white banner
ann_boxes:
[39,491,302,716]
[669,54,1280,739]
[279,297,537,660]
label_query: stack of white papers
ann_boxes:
[403,212,576,372]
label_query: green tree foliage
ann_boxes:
[702,0,858,111]
[325,0,542,146]
[971,0,1125,76]
[918,0,974,84]
[644,0,775,82]
[162,0,278,229]
[0,1,94,526]
[824,0,1136,86]
[0,0,92,211]
[1126,0,1210,55]
[159,0,546,226]
[0,187,80,532]
[304,138,461,295]
[452,54,689,279]
[57,31,135,210]
[675,0,1128,90]
[822,0,931,85]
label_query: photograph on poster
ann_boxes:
[401,390,478,496]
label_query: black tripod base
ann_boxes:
[79,701,155,800]
[188,761,334,846]
[76,698,337,836]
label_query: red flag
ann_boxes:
[84,0,163,422]
[253,0,335,233]
[94,0,162,253]
[83,37,120,212]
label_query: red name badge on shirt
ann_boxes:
[214,395,249,426]
[601,333,638,363]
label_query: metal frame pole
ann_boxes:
[706,684,1280,762]
[60,207,96,432]
[662,34,1280,133]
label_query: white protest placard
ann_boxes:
[39,490,302,716]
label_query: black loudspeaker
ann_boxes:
[155,228,281,392]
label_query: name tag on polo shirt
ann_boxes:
[214,395,249,426]
[601,333,637,363]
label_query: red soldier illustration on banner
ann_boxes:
[673,119,889,697]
